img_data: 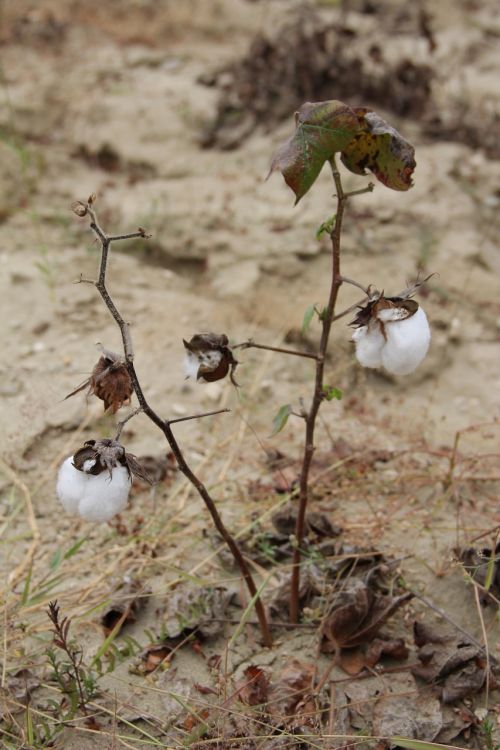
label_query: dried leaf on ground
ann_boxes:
[338,637,409,676]
[267,659,316,723]
[321,579,412,653]
[412,621,487,703]
[101,577,151,635]
[136,643,174,674]
[372,680,443,744]
[235,665,270,707]
[163,584,234,639]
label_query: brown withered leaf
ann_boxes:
[341,108,416,191]
[267,660,315,721]
[65,349,133,413]
[321,579,412,653]
[269,100,359,203]
[338,637,409,676]
[412,621,487,704]
[235,665,270,707]
[138,643,174,674]
[101,578,151,635]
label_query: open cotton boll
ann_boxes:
[352,324,385,368]
[78,465,132,522]
[381,306,431,375]
[56,456,90,515]
[184,348,223,383]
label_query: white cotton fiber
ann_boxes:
[184,351,199,380]
[56,456,90,515]
[352,324,385,368]
[184,349,223,383]
[381,306,431,375]
[78,466,132,522]
[57,457,131,522]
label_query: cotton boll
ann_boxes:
[381,306,431,375]
[352,324,385,368]
[56,456,89,515]
[83,459,96,473]
[78,465,132,522]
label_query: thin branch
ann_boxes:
[108,231,150,243]
[77,199,272,647]
[167,408,230,426]
[343,182,375,199]
[114,407,143,440]
[339,276,373,295]
[234,340,319,361]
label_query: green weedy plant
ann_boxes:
[61,99,427,644]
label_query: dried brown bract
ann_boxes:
[183,332,239,385]
[73,438,152,483]
[65,347,133,413]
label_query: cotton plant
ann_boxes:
[59,99,431,644]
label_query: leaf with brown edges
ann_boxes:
[269,100,359,203]
[341,108,416,191]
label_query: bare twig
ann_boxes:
[114,407,143,440]
[234,340,319,361]
[167,408,230,426]
[77,199,272,647]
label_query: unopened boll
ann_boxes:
[56,457,131,522]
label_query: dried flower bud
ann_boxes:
[183,333,238,385]
[351,293,430,375]
[56,439,151,522]
[88,192,97,206]
[71,201,88,217]
[65,347,133,413]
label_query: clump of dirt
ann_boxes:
[200,6,435,149]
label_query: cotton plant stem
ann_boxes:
[81,202,272,647]
[234,340,319,361]
[289,158,353,623]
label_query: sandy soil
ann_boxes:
[1,1,499,747]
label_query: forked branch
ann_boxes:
[74,198,272,647]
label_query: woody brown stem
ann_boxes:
[289,160,371,623]
[80,201,272,647]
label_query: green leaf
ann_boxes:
[271,404,293,436]
[341,108,416,191]
[269,100,359,203]
[324,386,343,401]
[315,214,336,240]
[301,304,315,336]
